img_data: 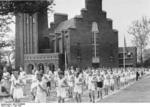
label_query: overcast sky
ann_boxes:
[48,0,150,47]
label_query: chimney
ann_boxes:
[85,0,102,12]
[54,13,68,26]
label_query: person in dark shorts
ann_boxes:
[96,71,104,100]
[136,71,139,81]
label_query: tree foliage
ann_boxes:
[128,16,150,64]
[0,15,14,50]
[0,0,54,48]
[0,0,54,15]
[0,0,54,69]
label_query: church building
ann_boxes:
[15,0,118,73]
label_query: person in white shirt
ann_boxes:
[56,71,68,103]
[103,71,110,96]
[35,72,47,103]
[1,67,11,95]
[88,70,97,103]
[110,71,115,92]
[54,69,60,87]
[74,71,83,103]
[12,71,24,102]
[45,67,53,96]
[10,72,15,99]
[116,70,121,90]
[30,69,38,100]
[19,67,27,96]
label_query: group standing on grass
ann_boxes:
[0,67,27,102]
[0,66,147,103]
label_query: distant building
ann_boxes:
[118,47,137,67]
[15,0,119,73]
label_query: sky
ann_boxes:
[48,0,150,47]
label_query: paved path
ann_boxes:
[100,75,150,103]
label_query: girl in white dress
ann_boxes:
[45,68,53,96]
[10,73,15,99]
[104,71,109,96]
[129,71,132,83]
[116,70,121,90]
[124,71,127,86]
[74,71,83,103]
[56,71,68,103]
[1,67,11,94]
[54,69,60,88]
[85,70,90,89]
[12,71,24,102]
[110,71,115,92]
[88,70,97,103]
[121,71,125,88]
[31,69,38,100]
[35,73,47,103]
[19,67,27,96]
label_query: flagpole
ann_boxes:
[65,50,67,70]
[123,36,126,70]
[123,45,126,69]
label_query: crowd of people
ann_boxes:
[0,66,148,103]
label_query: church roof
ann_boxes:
[54,18,76,33]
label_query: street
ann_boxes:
[100,75,150,103]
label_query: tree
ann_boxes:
[0,15,14,68]
[3,38,15,66]
[0,0,54,69]
[128,16,150,65]
[0,15,14,47]
[0,0,54,15]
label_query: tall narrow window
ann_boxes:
[92,22,100,64]
[43,37,50,49]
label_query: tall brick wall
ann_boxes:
[15,13,24,69]
[68,0,118,68]
[15,11,48,69]
[49,0,119,68]
[38,10,49,53]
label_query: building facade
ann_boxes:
[15,0,119,73]
[118,47,137,67]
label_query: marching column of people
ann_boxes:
[0,66,148,103]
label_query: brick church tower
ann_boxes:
[84,0,119,67]
[49,0,119,68]
[15,10,49,69]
